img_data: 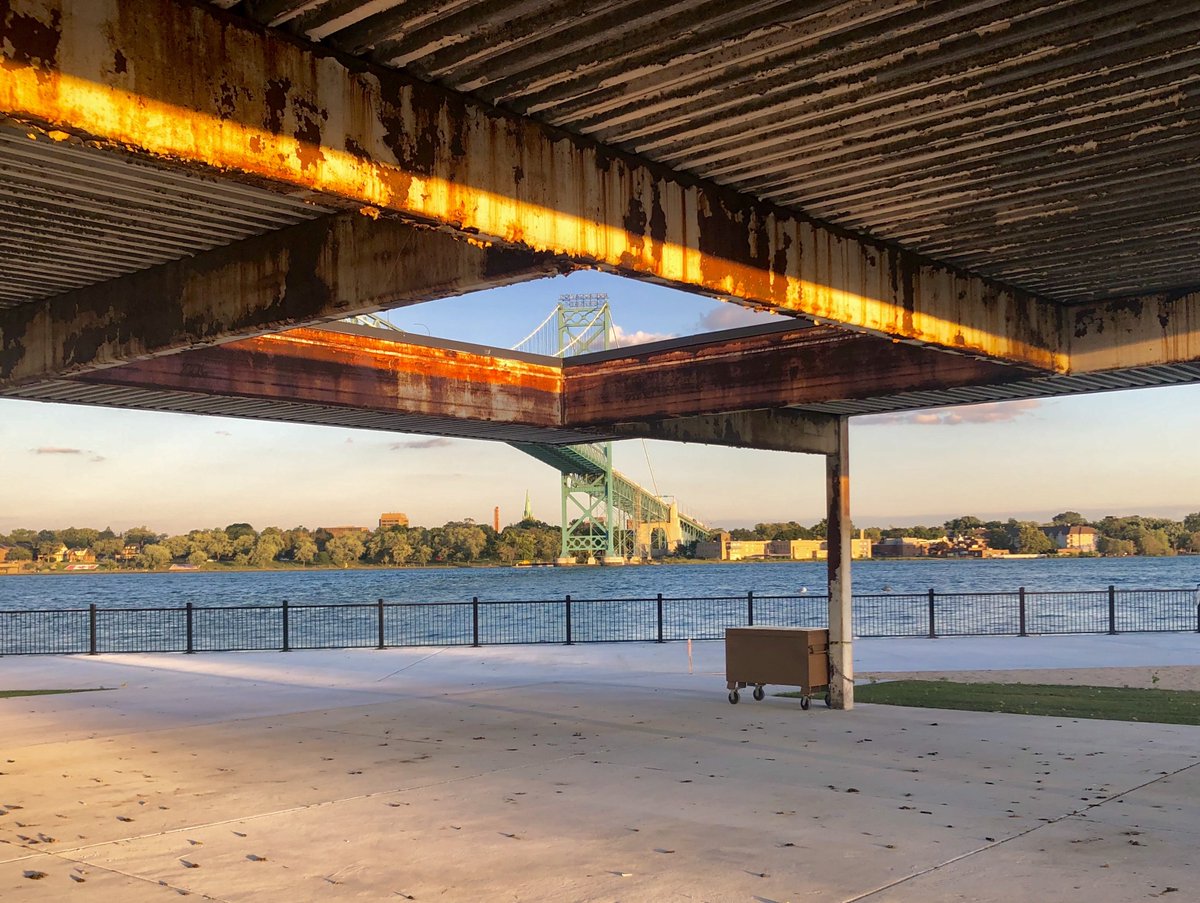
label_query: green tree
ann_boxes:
[123,526,161,547]
[92,537,125,560]
[1098,535,1136,556]
[944,516,983,537]
[4,545,32,561]
[137,543,172,569]
[163,535,191,560]
[1051,511,1087,526]
[6,528,37,546]
[1010,521,1053,554]
[186,549,208,567]
[1135,528,1174,557]
[496,528,536,563]
[35,538,63,561]
[366,529,413,565]
[1184,512,1200,533]
[225,523,257,542]
[250,528,286,567]
[291,534,318,564]
[59,527,100,550]
[326,534,366,566]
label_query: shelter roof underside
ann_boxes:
[2,1,1199,430]
[226,0,1200,305]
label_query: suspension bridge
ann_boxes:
[353,294,711,563]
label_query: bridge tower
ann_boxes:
[551,295,626,566]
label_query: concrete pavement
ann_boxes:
[2,637,1198,901]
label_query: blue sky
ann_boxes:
[2,270,1197,535]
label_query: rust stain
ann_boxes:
[0,3,60,70]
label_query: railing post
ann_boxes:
[472,597,480,647]
[1018,587,1027,637]
[281,599,290,652]
[747,590,755,626]
[88,603,98,655]
[1195,600,1200,634]
[186,602,194,654]
[564,594,573,645]
[656,593,664,643]
[1107,585,1117,635]
[927,589,937,639]
[377,598,386,650]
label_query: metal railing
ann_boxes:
[2,587,1198,655]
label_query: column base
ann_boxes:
[601,556,626,566]
[554,557,576,567]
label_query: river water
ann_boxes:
[2,557,1197,612]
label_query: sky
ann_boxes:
[2,269,1198,535]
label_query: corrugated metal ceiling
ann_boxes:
[0,124,332,309]
[229,0,1200,304]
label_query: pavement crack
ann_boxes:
[843,756,1200,902]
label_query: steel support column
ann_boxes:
[826,416,853,710]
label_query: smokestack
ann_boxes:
[494,506,500,532]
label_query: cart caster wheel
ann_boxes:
[824,691,832,708]
[752,685,765,701]
[800,695,811,710]
[728,690,740,704]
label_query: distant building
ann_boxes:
[324,526,371,539]
[1043,524,1098,554]
[695,533,872,561]
[0,545,8,563]
[66,548,96,564]
[378,512,409,530]
[873,536,942,558]
[34,544,70,563]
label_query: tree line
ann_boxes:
[723,511,1200,556]
[0,519,564,570]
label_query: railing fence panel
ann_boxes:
[2,588,1197,654]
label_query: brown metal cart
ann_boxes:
[725,626,830,708]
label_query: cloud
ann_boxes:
[696,304,780,332]
[32,446,105,462]
[610,325,676,347]
[390,438,454,450]
[858,399,1042,427]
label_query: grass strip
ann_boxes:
[846,681,1200,725]
[0,688,110,699]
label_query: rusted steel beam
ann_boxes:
[564,326,1030,426]
[608,409,841,456]
[1069,289,1200,373]
[72,326,564,427]
[0,0,1063,371]
[0,210,564,386]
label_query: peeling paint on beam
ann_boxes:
[1069,288,1200,373]
[0,0,1063,371]
[0,210,563,386]
[73,327,564,426]
[608,409,841,456]
[564,326,1029,425]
